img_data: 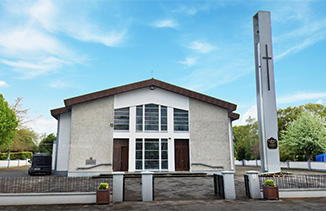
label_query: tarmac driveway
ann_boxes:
[0,166,30,177]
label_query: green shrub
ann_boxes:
[98,183,109,190]
[264,180,276,187]
[0,152,33,160]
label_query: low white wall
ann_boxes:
[0,160,30,169]
[0,192,98,206]
[245,160,257,166]
[260,189,326,199]
[311,162,326,171]
[280,162,287,168]
[234,160,242,165]
[236,160,326,171]
[289,161,308,169]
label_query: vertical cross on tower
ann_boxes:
[262,44,272,91]
[253,11,280,173]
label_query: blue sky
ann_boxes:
[1,0,326,136]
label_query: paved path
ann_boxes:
[1,198,326,210]
[1,166,326,210]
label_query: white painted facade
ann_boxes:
[54,112,71,175]
[52,81,237,176]
[114,87,189,172]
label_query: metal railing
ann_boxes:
[0,177,112,193]
[259,175,326,189]
[213,174,224,199]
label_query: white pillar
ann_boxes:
[112,172,124,202]
[246,171,261,199]
[253,11,281,173]
[222,171,236,199]
[141,172,153,201]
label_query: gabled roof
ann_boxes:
[51,78,239,120]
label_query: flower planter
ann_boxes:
[263,186,279,200]
[96,189,110,204]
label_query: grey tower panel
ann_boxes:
[253,11,280,173]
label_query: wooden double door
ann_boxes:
[175,139,189,171]
[113,139,129,171]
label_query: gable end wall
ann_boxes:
[69,96,114,172]
[190,98,231,171]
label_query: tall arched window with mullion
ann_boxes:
[114,107,129,130]
[136,105,143,131]
[145,104,159,131]
[161,106,167,131]
[174,108,189,131]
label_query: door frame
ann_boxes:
[174,139,190,171]
[113,139,129,171]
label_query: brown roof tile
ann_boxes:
[63,78,237,111]
[50,107,69,119]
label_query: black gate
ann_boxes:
[213,174,225,199]
[244,175,250,198]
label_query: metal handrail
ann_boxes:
[77,163,112,170]
[191,163,223,169]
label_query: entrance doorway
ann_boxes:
[113,139,129,171]
[174,139,189,171]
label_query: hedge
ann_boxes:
[0,152,33,160]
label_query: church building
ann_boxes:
[51,78,239,176]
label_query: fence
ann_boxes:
[235,160,326,171]
[259,175,326,189]
[0,176,112,193]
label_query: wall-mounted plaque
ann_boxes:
[267,137,277,149]
[86,157,96,165]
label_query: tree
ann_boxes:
[9,97,34,129]
[39,133,56,154]
[233,117,259,160]
[281,111,326,161]
[277,103,326,139]
[11,128,38,152]
[0,94,18,150]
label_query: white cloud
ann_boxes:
[273,8,326,60]
[0,57,65,79]
[65,28,126,47]
[178,57,197,68]
[0,81,8,87]
[0,0,127,79]
[28,117,57,136]
[180,61,253,92]
[153,19,178,28]
[188,41,217,54]
[316,99,323,105]
[277,92,326,104]
[233,105,257,126]
[49,80,69,89]
[171,5,198,16]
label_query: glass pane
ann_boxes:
[161,143,167,150]
[145,151,159,159]
[161,151,168,159]
[136,105,143,115]
[145,143,159,150]
[136,117,143,124]
[136,143,142,150]
[136,161,142,170]
[161,161,168,169]
[145,161,159,169]
[174,108,188,131]
[136,151,142,159]
[114,107,129,130]
[136,125,143,131]
[145,125,159,131]
[145,104,159,131]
